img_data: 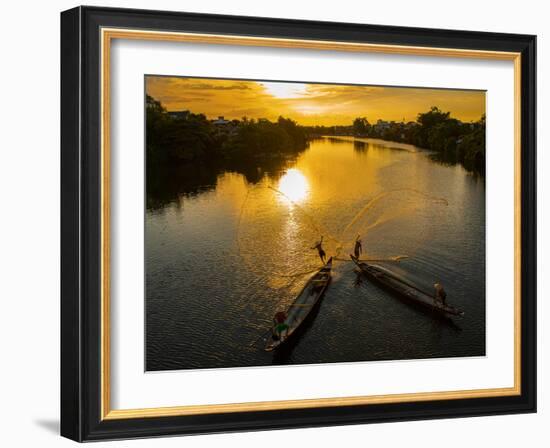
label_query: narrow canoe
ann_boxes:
[265,257,333,351]
[350,255,464,318]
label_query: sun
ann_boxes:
[277,169,310,206]
[260,82,308,99]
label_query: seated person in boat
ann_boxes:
[354,235,363,259]
[433,282,447,305]
[311,236,327,264]
[272,311,289,341]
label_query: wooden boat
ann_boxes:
[265,258,333,351]
[350,255,464,318]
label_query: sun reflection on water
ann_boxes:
[277,168,310,206]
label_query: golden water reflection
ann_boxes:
[276,168,310,206]
[146,136,486,370]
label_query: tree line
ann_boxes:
[350,107,486,173]
[146,95,308,167]
[147,96,485,174]
[300,107,485,173]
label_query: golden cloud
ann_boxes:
[146,76,485,126]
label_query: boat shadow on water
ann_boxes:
[353,269,463,333]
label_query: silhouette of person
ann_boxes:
[354,235,363,259]
[311,236,327,264]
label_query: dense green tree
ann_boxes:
[146,95,220,165]
[146,97,308,167]
[352,117,371,136]
[458,114,486,173]
[415,106,452,148]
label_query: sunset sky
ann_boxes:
[146,76,485,126]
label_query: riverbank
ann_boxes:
[325,136,421,153]
[147,96,485,186]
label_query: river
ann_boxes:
[145,136,485,371]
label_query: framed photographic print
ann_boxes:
[61,6,536,441]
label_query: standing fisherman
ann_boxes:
[354,235,363,259]
[311,236,327,264]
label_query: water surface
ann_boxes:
[146,137,485,370]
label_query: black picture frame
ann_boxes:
[61,5,536,442]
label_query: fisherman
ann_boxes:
[272,311,289,341]
[311,236,327,264]
[434,282,447,306]
[354,235,363,259]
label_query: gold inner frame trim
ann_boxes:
[100,27,522,420]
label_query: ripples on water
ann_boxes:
[146,137,485,371]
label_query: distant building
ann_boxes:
[210,116,238,136]
[167,110,190,120]
[212,116,230,125]
[373,119,391,133]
